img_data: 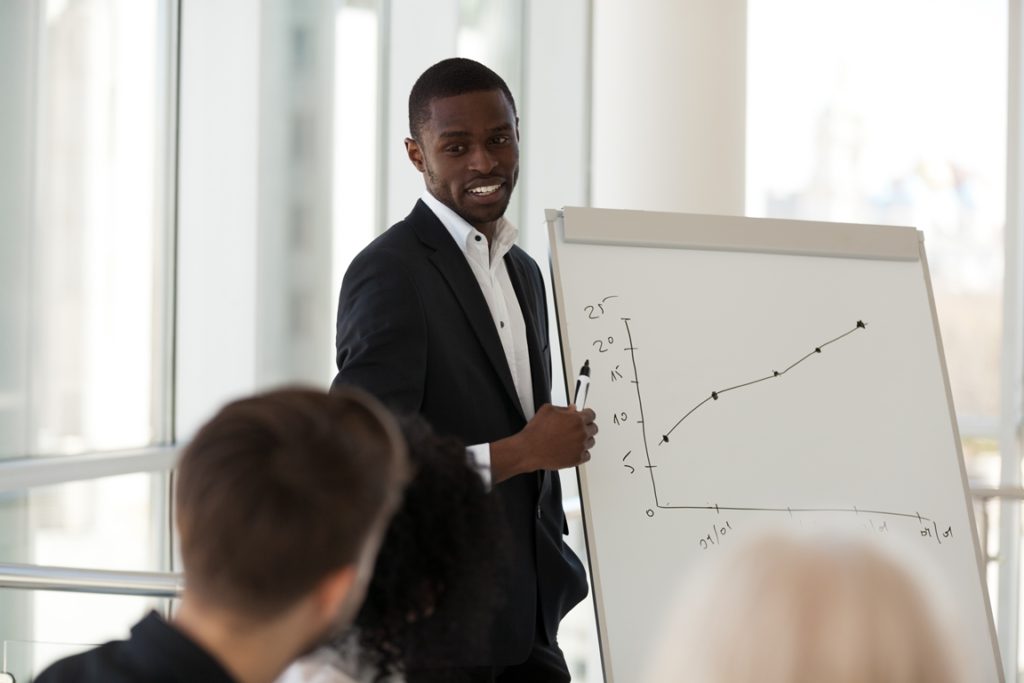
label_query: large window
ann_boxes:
[0,1,177,679]
[0,472,171,676]
[333,0,382,347]
[748,0,1012,671]
[747,0,1008,479]
[0,0,176,460]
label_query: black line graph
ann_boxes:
[621,316,936,523]
[658,320,867,445]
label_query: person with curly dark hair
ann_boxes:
[279,415,503,683]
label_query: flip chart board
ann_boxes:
[547,206,1002,683]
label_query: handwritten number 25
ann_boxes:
[584,296,619,319]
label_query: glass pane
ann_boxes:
[0,588,166,681]
[558,496,603,683]
[964,436,1001,488]
[974,494,998,619]
[333,0,381,364]
[457,0,524,95]
[0,472,171,571]
[0,0,174,459]
[0,469,171,679]
[747,0,1007,420]
[456,0,525,228]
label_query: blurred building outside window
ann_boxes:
[748,0,1007,484]
[0,1,176,679]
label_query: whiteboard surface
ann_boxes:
[549,208,1000,683]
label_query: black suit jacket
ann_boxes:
[331,200,588,666]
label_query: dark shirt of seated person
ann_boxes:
[279,415,504,683]
[35,387,409,683]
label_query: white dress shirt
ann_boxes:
[421,191,536,487]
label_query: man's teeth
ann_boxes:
[468,184,501,196]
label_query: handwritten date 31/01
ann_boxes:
[699,520,733,550]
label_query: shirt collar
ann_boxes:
[128,611,238,682]
[421,190,519,263]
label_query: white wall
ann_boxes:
[176,0,263,438]
[520,0,591,259]
[590,0,747,215]
[383,0,460,229]
[177,0,336,438]
[256,0,336,387]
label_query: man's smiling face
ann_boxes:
[405,89,519,232]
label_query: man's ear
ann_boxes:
[405,137,426,173]
[515,116,520,141]
[314,564,358,621]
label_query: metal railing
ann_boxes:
[971,486,1024,565]
[0,487,1015,601]
[0,446,179,494]
[0,562,181,598]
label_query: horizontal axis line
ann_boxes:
[655,504,925,521]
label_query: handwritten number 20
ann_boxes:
[593,336,614,353]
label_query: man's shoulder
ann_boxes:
[507,242,537,263]
[35,642,138,683]
[360,219,417,254]
[354,202,435,258]
[341,209,436,294]
[506,243,543,279]
[36,614,236,683]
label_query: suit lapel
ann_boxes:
[410,202,525,422]
[505,252,550,411]
[506,248,554,496]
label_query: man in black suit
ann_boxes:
[331,58,598,681]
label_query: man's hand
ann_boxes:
[490,404,598,484]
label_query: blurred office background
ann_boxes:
[0,0,1019,680]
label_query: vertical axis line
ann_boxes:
[623,318,659,507]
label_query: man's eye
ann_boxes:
[491,135,510,145]
[445,145,465,154]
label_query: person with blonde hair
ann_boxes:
[644,530,965,683]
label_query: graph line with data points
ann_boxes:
[657,320,867,446]
[622,316,934,523]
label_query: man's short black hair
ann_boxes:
[408,57,517,141]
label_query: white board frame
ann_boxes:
[546,205,1002,683]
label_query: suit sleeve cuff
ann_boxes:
[467,443,492,491]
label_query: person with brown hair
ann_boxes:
[36,387,409,683]
[644,531,966,683]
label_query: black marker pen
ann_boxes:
[573,359,591,410]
